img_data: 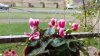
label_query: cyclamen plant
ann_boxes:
[23,18,88,56]
[3,50,17,56]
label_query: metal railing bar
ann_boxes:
[0,32,100,43]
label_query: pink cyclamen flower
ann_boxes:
[29,18,40,30]
[9,50,17,56]
[48,18,56,28]
[4,50,17,56]
[3,50,9,56]
[57,19,66,29]
[25,31,40,41]
[71,23,79,31]
[58,28,65,37]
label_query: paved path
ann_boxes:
[88,46,100,56]
[0,8,82,14]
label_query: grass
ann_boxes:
[0,22,48,36]
[0,22,89,36]
[89,38,100,49]
[0,22,71,35]
[0,12,72,19]
[0,23,29,35]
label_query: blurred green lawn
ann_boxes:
[0,22,91,36]
[0,22,72,35]
[0,22,49,36]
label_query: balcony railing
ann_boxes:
[0,32,100,43]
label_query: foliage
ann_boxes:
[74,0,100,32]
[85,0,100,17]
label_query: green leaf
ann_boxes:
[67,41,77,52]
[28,40,53,56]
[28,49,49,56]
[25,38,30,44]
[28,41,47,56]
[28,40,38,47]
[51,38,66,47]
[40,29,46,36]
[56,43,67,51]
[49,28,55,35]
[76,42,84,49]
[53,44,68,56]
[44,28,55,36]
[49,38,68,56]
[84,38,90,47]
[66,29,72,34]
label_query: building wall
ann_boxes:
[0,0,63,3]
[0,0,84,8]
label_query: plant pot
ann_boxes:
[23,45,80,56]
[23,46,34,56]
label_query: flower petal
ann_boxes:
[48,18,56,28]
[35,19,39,26]
[59,28,65,37]
[29,18,35,30]
[33,31,40,39]
[9,50,17,56]
[57,19,66,28]
[51,18,56,26]
[71,23,79,31]
[48,22,53,28]
[29,31,40,41]
[3,50,9,56]
[61,19,66,28]
[24,32,31,37]
[29,36,34,41]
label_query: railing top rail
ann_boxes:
[0,32,100,43]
